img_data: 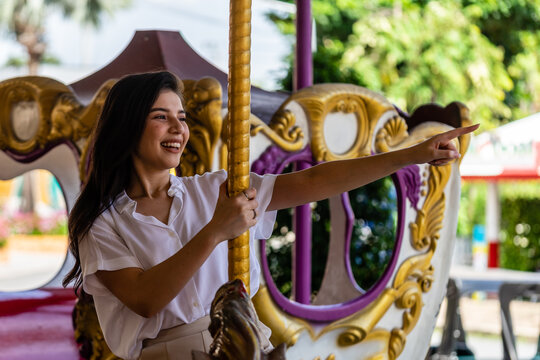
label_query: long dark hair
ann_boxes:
[63,71,183,293]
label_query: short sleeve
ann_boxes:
[80,215,141,296]
[250,172,277,240]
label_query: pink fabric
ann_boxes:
[0,288,78,360]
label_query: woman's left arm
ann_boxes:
[267,124,478,211]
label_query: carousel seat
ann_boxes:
[0,70,472,359]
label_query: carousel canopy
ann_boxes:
[461,113,540,180]
[69,30,288,124]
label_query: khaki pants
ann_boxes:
[139,316,212,360]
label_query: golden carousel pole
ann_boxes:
[227,0,253,293]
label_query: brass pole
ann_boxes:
[227,0,252,294]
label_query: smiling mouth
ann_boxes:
[161,142,181,150]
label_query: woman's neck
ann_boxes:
[126,167,171,200]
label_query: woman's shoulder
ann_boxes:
[176,169,227,184]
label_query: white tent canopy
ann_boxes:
[461,113,540,180]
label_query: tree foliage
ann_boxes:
[500,197,540,271]
[272,0,540,128]
[269,0,540,288]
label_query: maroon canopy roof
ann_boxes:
[69,30,288,123]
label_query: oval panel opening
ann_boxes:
[266,176,397,299]
[0,169,68,292]
[348,177,397,291]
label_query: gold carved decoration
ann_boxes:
[73,298,120,360]
[0,77,71,153]
[178,77,223,176]
[274,84,396,162]
[256,161,451,359]
[0,76,115,182]
[64,80,116,182]
[50,79,115,143]
[254,93,472,358]
[374,115,409,153]
[252,286,314,347]
[250,109,304,152]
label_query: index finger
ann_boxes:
[438,124,480,141]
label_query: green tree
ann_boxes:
[0,0,131,74]
[461,0,540,119]
[272,0,518,130]
[500,196,540,271]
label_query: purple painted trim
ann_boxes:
[293,160,312,304]
[296,0,313,90]
[3,140,80,164]
[341,192,363,292]
[251,145,312,175]
[397,165,421,210]
[259,170,408,322]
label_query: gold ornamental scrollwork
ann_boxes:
[178,77,223,176]
[255,98,471,359]
[375,115,409,153]
[252,286,314,347]
[50,79,116,143]
[409,165,452,251]
[0,76,70,153]
[0,76,115,183]
[276,84,397,162]
[250,109,304,152]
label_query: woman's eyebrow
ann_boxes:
[149,107,168,113]
[149,108,186,115]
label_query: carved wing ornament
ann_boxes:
[178,77,223,176]
[0,77,72,153]
[0,76,116,183]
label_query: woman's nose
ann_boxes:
[170,117,183,133]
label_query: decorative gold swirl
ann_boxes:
[338,328,366,347]
[50,79,115,143]
[250,109,304,152]
[410,165,451,251]
[227,0,253,293]
[388,328,406,360]
[272,84,397,162]
[252,286,314,347]
[375,115,409,153]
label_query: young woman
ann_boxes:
[63,71,478,360]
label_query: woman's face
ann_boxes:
[133,89,189,173]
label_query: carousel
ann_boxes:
[0,1,473,359]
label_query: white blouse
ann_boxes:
[79,170,277,359]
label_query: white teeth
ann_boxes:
[161,142,181,149]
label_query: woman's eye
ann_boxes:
[154,115,166,120]
[178,117,187,122]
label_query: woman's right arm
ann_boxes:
[94,181,258,318]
